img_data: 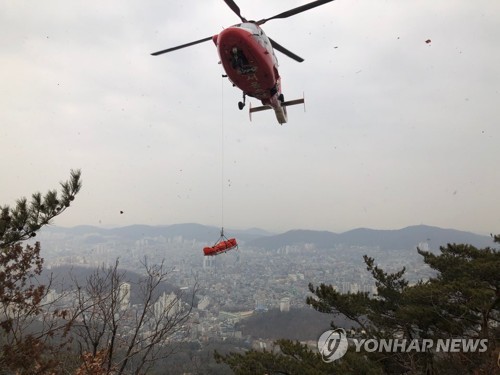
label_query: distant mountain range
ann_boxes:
[40,223,273,244]
[41,224,494,251]
[247,225,494,251]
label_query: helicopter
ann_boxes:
[151,0,334,125]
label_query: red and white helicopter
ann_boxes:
[152,0,334,125]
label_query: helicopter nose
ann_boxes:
[212,34,218,46]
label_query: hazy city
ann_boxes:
[26,222,493,372]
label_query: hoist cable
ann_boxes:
[220,75,225,234]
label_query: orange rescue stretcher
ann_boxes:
[203,237,238,256]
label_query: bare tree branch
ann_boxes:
[69,257,197,375]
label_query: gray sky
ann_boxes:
[1,0,499,234]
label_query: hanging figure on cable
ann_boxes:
[203,227,238,256]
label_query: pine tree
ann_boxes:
[0,170,82,374]
[0,169,81,248]
[216,235,499,374]
[214,339,382,375]
[307,237,500,374]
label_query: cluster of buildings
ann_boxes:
[36,228,435,344]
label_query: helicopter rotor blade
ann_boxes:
[269,38,304,63]
[223,0,247,22]
[151,36,213,56]
[257,0,335,25]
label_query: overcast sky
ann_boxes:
[1,0,499,235]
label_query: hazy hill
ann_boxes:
[238,308,357,341]
[41,265,187,305]
[40,224,494,251]
[247,230,340,249]
[247,225,493,251]
[40,223,273,244]
[338,225,492,250]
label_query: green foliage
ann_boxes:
[0,170,82,374]
[416,243,499,338]
[0,169,81,248]
[307,256,412,339]
[306,284,371,331]
[216,236,499,375]
[308,239,500,374]
[214,339,384,375]
[215,339,336,375]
